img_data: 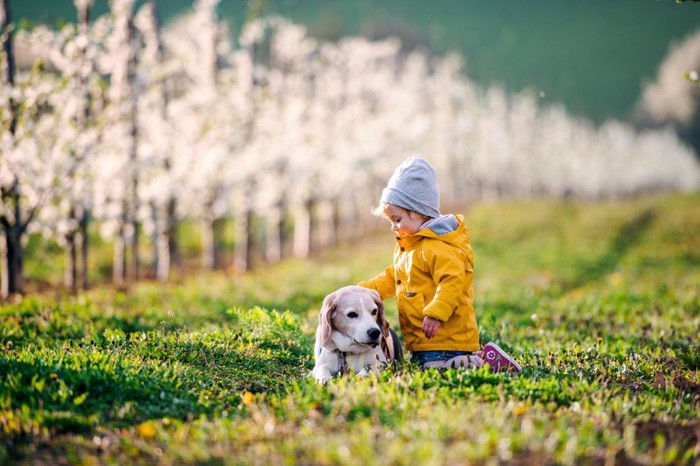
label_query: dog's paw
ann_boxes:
[312,368,333,384]
[358,367,379,378]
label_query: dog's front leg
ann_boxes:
[312,347,338,383]
[312,364,335,384]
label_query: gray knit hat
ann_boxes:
[380,157,441,218]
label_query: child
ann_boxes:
[358,156,521,372]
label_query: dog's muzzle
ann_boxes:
[353,327,382,348]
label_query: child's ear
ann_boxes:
[409,211,427,222]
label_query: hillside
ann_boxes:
[15,0,700,123]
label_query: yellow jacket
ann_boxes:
[358,215,480,352]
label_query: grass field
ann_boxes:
[1,193,699,465]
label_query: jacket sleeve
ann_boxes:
[358,264,396,300]
[422,245,467,323]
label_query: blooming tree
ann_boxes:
[133,0,179,281]
[635,28,700,156]
[3,8,700,293]
[91,0,141,285]
[32,0,104,292]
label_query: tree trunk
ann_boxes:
[150,202,161,279]
[0,230,6,297]
[152,198,178,281]
[264,208,282,264]
[64,231,78,293]
[0,0,23,299]
[292,199,313,258]
[278,202,288,259]
[1,0,16,137]
[332,199,343,242]
[166,197,179,267]
[63,206,84,293]
[113,226,127,287]
[353,191,376,237]
[79,211,89,290]
[128,115,140,281]
[316,198,336,250]
[129,215,140,280]
[201,213,224,270]
[155,228,170,282]
[1,222,22,298]
[202,216,215,270]
[233,207,254,271]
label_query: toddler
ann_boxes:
[358,157,521,372]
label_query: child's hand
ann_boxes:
[422,316,441,339]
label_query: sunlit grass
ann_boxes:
[1,193,698,465]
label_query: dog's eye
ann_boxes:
[371,308,378,316]
[347,312,358,318]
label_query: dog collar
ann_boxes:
[335,349,348,375]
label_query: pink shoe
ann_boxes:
[479,342,522,373]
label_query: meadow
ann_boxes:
[1,193,698,465]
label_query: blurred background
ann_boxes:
[2,0,699,296]
[16,0,700,123]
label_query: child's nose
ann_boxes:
[391,223,399,232]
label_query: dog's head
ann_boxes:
[318,285,388,351]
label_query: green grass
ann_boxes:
[1,193,698,465]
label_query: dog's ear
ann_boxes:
[319,291,337,347]
[367,288,389,337]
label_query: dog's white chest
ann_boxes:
[338,349,385,375]
[312,344,386,383]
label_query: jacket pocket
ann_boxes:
[399,292,426,327]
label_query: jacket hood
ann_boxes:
[411,214,470,253]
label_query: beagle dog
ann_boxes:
[312,285,402,383]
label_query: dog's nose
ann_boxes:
[367,328,381,340]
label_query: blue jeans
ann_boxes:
[411,350,472,366]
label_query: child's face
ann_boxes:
[384,205,426,236]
